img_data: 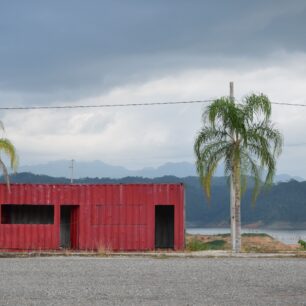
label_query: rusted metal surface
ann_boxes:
[0,184,185,251]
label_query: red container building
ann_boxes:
[0,184,185,251]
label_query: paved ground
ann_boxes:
[0,257,305,305]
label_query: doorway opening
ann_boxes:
[60,205,79,249]
[155,205,174,249]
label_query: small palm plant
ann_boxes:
[0,121,18,190]
[194,94,283,252]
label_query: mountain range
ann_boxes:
[18,160,304,182]
[2,172,306,230]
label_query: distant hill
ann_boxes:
[272,173,304,183]
[18,160,304,182]
[2,172,306,229]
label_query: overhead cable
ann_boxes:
[0,99,214,110]
[0,100,306,111]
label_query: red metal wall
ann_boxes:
[0,184,185,251]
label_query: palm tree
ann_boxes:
[194,94,283,252]
[0,121,18,190]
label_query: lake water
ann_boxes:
[186,228,306,244]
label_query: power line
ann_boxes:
[0,99,306,111]
[271,101,306,107]
[0,99,214,110]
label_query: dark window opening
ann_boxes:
[1,204,54,224]
[155,205,174,249]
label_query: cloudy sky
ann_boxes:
[1,1,306,176]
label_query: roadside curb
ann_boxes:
[0,250,305,259]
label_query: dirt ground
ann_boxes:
[186,233,300,252]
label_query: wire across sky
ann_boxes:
[0,99,306,110]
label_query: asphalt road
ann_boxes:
[0,257,305,305]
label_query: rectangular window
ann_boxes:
[1,204,54,224]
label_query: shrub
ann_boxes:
[186,238,226,251]
[242,233,272,238]
[298,239,306,250]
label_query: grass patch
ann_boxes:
[219,234,230,238]
[97,243,113,256]
[186,238,226,251]
[213,233,271,238]
[298,239,306,250]
[242,233,272,238]
[186,232,297,253]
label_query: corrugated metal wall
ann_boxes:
[0,184,185,251]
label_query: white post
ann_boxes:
[229,82,236,253]
[70,159,74,184]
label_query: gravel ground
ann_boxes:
[0,257,305,306]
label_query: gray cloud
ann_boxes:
[1,1,306,177]
[1,1,306,103]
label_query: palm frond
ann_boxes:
[0,139,18,171]
[243,94,271,123]
[240,150,262,203]
[0,158,10,191]
[195,138,232,200]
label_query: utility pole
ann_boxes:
[229,81,236,253]
[69,159,75,184]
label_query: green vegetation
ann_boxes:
[298,239,306,250]
[219,233,271,238]
[241,233,271,238]
[194,94,283,252]
[186,238,226,251]
[0,121,18,189]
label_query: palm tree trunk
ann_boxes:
[231,161,241,253]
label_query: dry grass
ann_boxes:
[97,243,113,256]
[241,234,299,253]
[186,233,300,253]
